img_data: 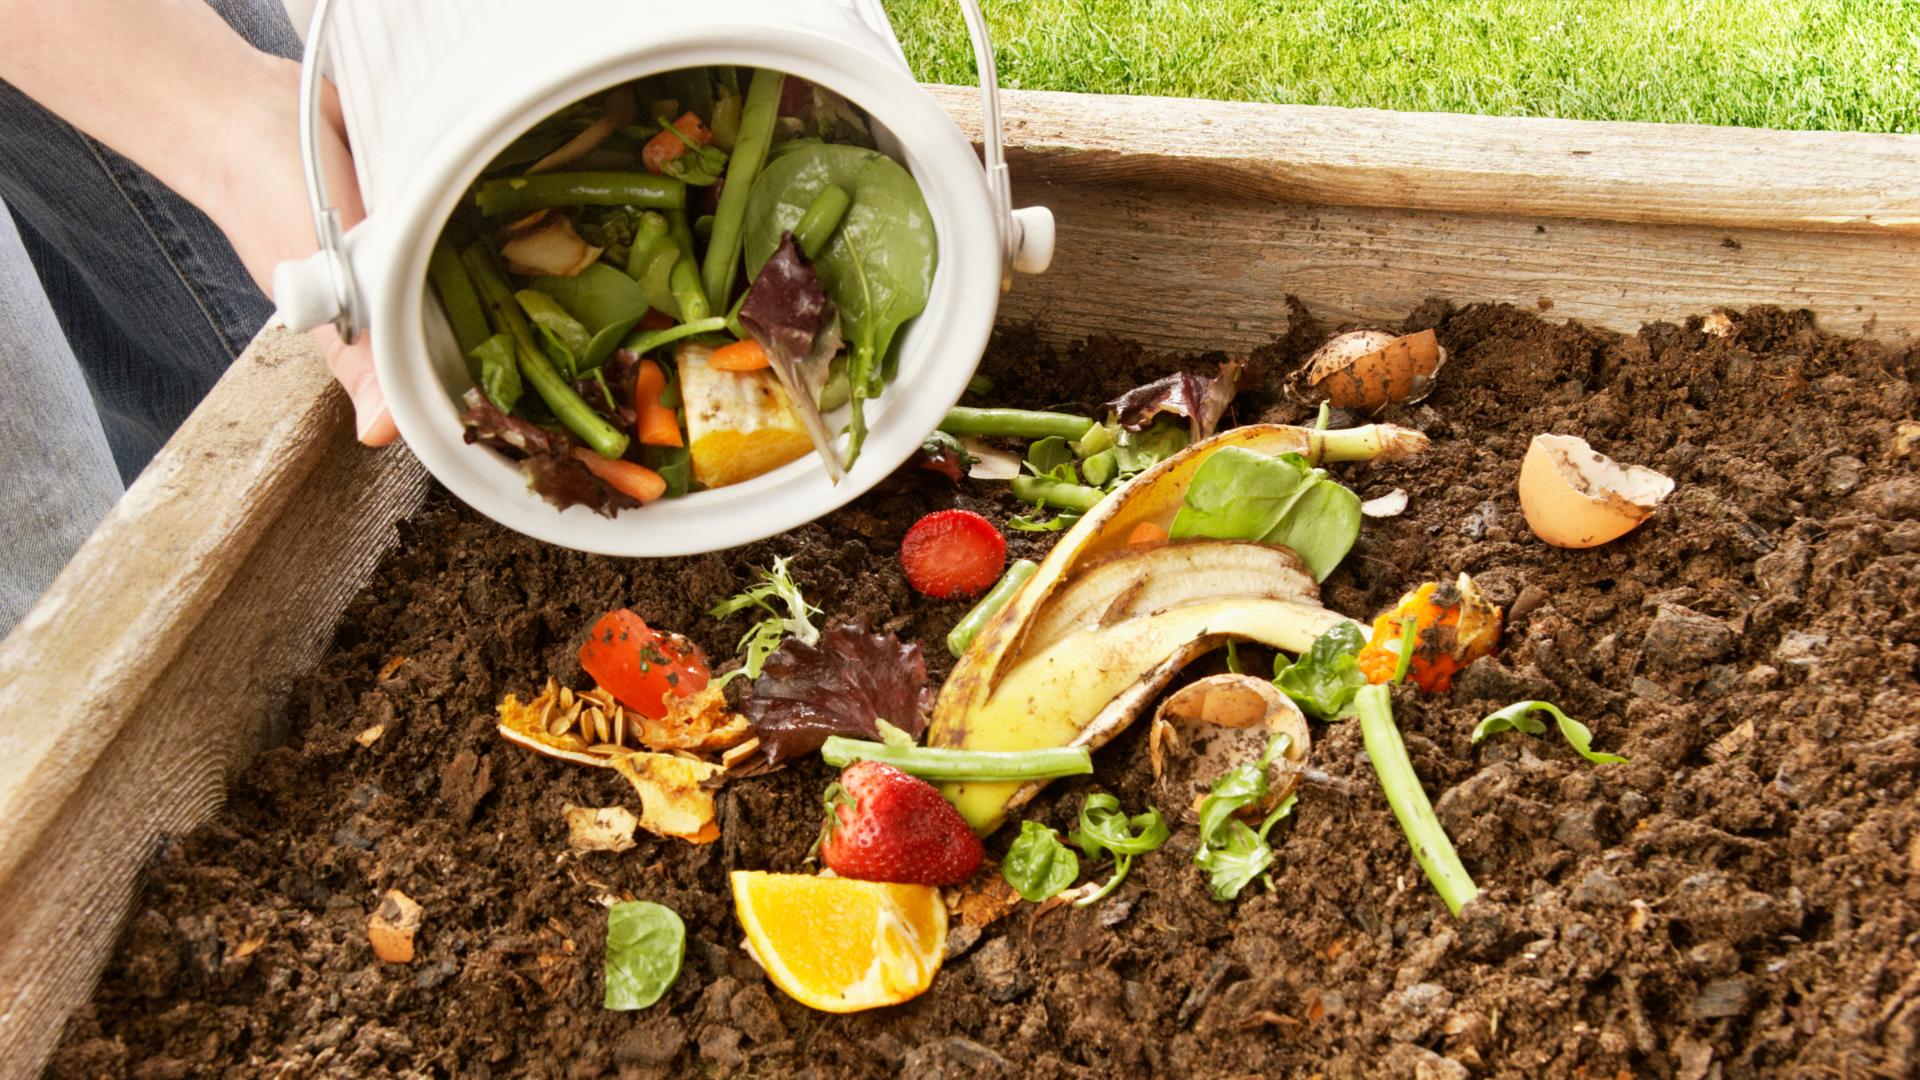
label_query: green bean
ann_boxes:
[1010,475,1106,513]
[668,211,709,322]
[792,184,851,260]
[947,560,1038,658]
[941,406,1096,441]
[474,172,685,217]
[700,68,784,307]
[460,242,629,459]
[427,240,490,356]
[819,737,1092,782]
[624,211,672,281]
[619,316,728,356]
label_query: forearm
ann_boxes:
[0,0,292,222]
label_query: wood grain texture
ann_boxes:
[0,329,428,1076]
[932,86,1920,235]
[928,86,1920,346]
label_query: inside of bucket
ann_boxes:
[417,63,944,519]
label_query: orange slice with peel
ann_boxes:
[729,871,945,1012]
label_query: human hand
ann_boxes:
[210,56,396,446]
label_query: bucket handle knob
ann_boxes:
[955,0,1051,287]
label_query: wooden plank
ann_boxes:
[931,86,1920,236]
[928,86,1920,345]
[992,180,1920,352]
[0,329,428,1075]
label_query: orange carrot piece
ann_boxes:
[573,448,667,503]
[708,339,770,372]
[642,111,712,174]
[1126,521,1169,548]
[633,359,684,447]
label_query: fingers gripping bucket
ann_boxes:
[274,0,1054,557]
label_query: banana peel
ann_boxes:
[929,422,1424,833]
[941,597,1352,830]
[1023,540,1319,655]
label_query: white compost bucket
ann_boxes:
[274,0,1053,557]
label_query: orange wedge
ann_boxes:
[730,871,946,1012]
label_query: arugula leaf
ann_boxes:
[1003,820,1080,902]
[1066,794,1170,906]
[1009,511,1082,533]
[469,333,523,413]
[1472,700,1628,765]
[1169,447,1361,581]
[1273,623,1368,720]
[709,556,821,689]
[603,900,684,1010]
[1193,733,1297,900]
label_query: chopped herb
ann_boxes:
[709,556,821,689]
[1002,820,1080,902]
[1193,733,1297,900]
[1067,794,1170,906]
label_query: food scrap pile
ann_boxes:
[52,305,1920,1078]
[434,66,934,514]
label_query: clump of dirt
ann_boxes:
[51,304,1920,1079]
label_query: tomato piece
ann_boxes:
[578,609,710,718]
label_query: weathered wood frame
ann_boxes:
[1,88,1915,1075]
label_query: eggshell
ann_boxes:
[1304,329,1447,414]
[1518,434,1675,548]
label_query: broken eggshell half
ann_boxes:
[1517,433,1675,548]
[1299,329,1447,414]
[1150,674,1310,825]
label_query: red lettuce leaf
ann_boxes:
[741,619,933,765]
[1106,359,1250,441]
[739,233,839,371]
[910,430,975,484]
[460,388,638,518]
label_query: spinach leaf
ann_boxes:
[1472,700,1628,765]
[603,900,685,1010]
[1002,820,1080,902]
[469,333,523,414]
[640,445,693,498]
[1026,436,1078,481]
[530,265,650,335]
[1274,623,1369,720]
[1067,794,1170,906]
[742,144,935,459]
[1169,447,1361,581]
[1193,733,1297,900]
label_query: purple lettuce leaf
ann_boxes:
[741,619,934,765]
[1106,359,1251,441]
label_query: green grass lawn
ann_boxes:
[883,0,1920,132]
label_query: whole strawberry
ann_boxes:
[818,762,984,886]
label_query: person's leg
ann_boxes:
[0,0,301,482]
[0,0,303,632]
[0,203,122,637]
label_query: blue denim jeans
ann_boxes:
[0,0,301,636]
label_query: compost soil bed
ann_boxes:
[51,302,1920,1079]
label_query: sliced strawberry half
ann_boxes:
[900,509,1007,600]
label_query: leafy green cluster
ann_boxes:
[1169,447,1361,581]
[1273,622,1368,720]
[1193,733,1298,901]
[1002,794,1169,904]
[1472,700,1628,765]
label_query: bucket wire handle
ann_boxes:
[954,0,1017,288]
[295,0,363,340]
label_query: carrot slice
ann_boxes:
[643,111,712,174]
[633,359,684,447]
[1126,521,1169,548]
[574,449,667,503]
[708,339,769,372]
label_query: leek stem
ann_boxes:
[1355,684,1478,916]
[820,737,1092,782]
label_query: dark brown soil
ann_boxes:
[49,303,1920,1079]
